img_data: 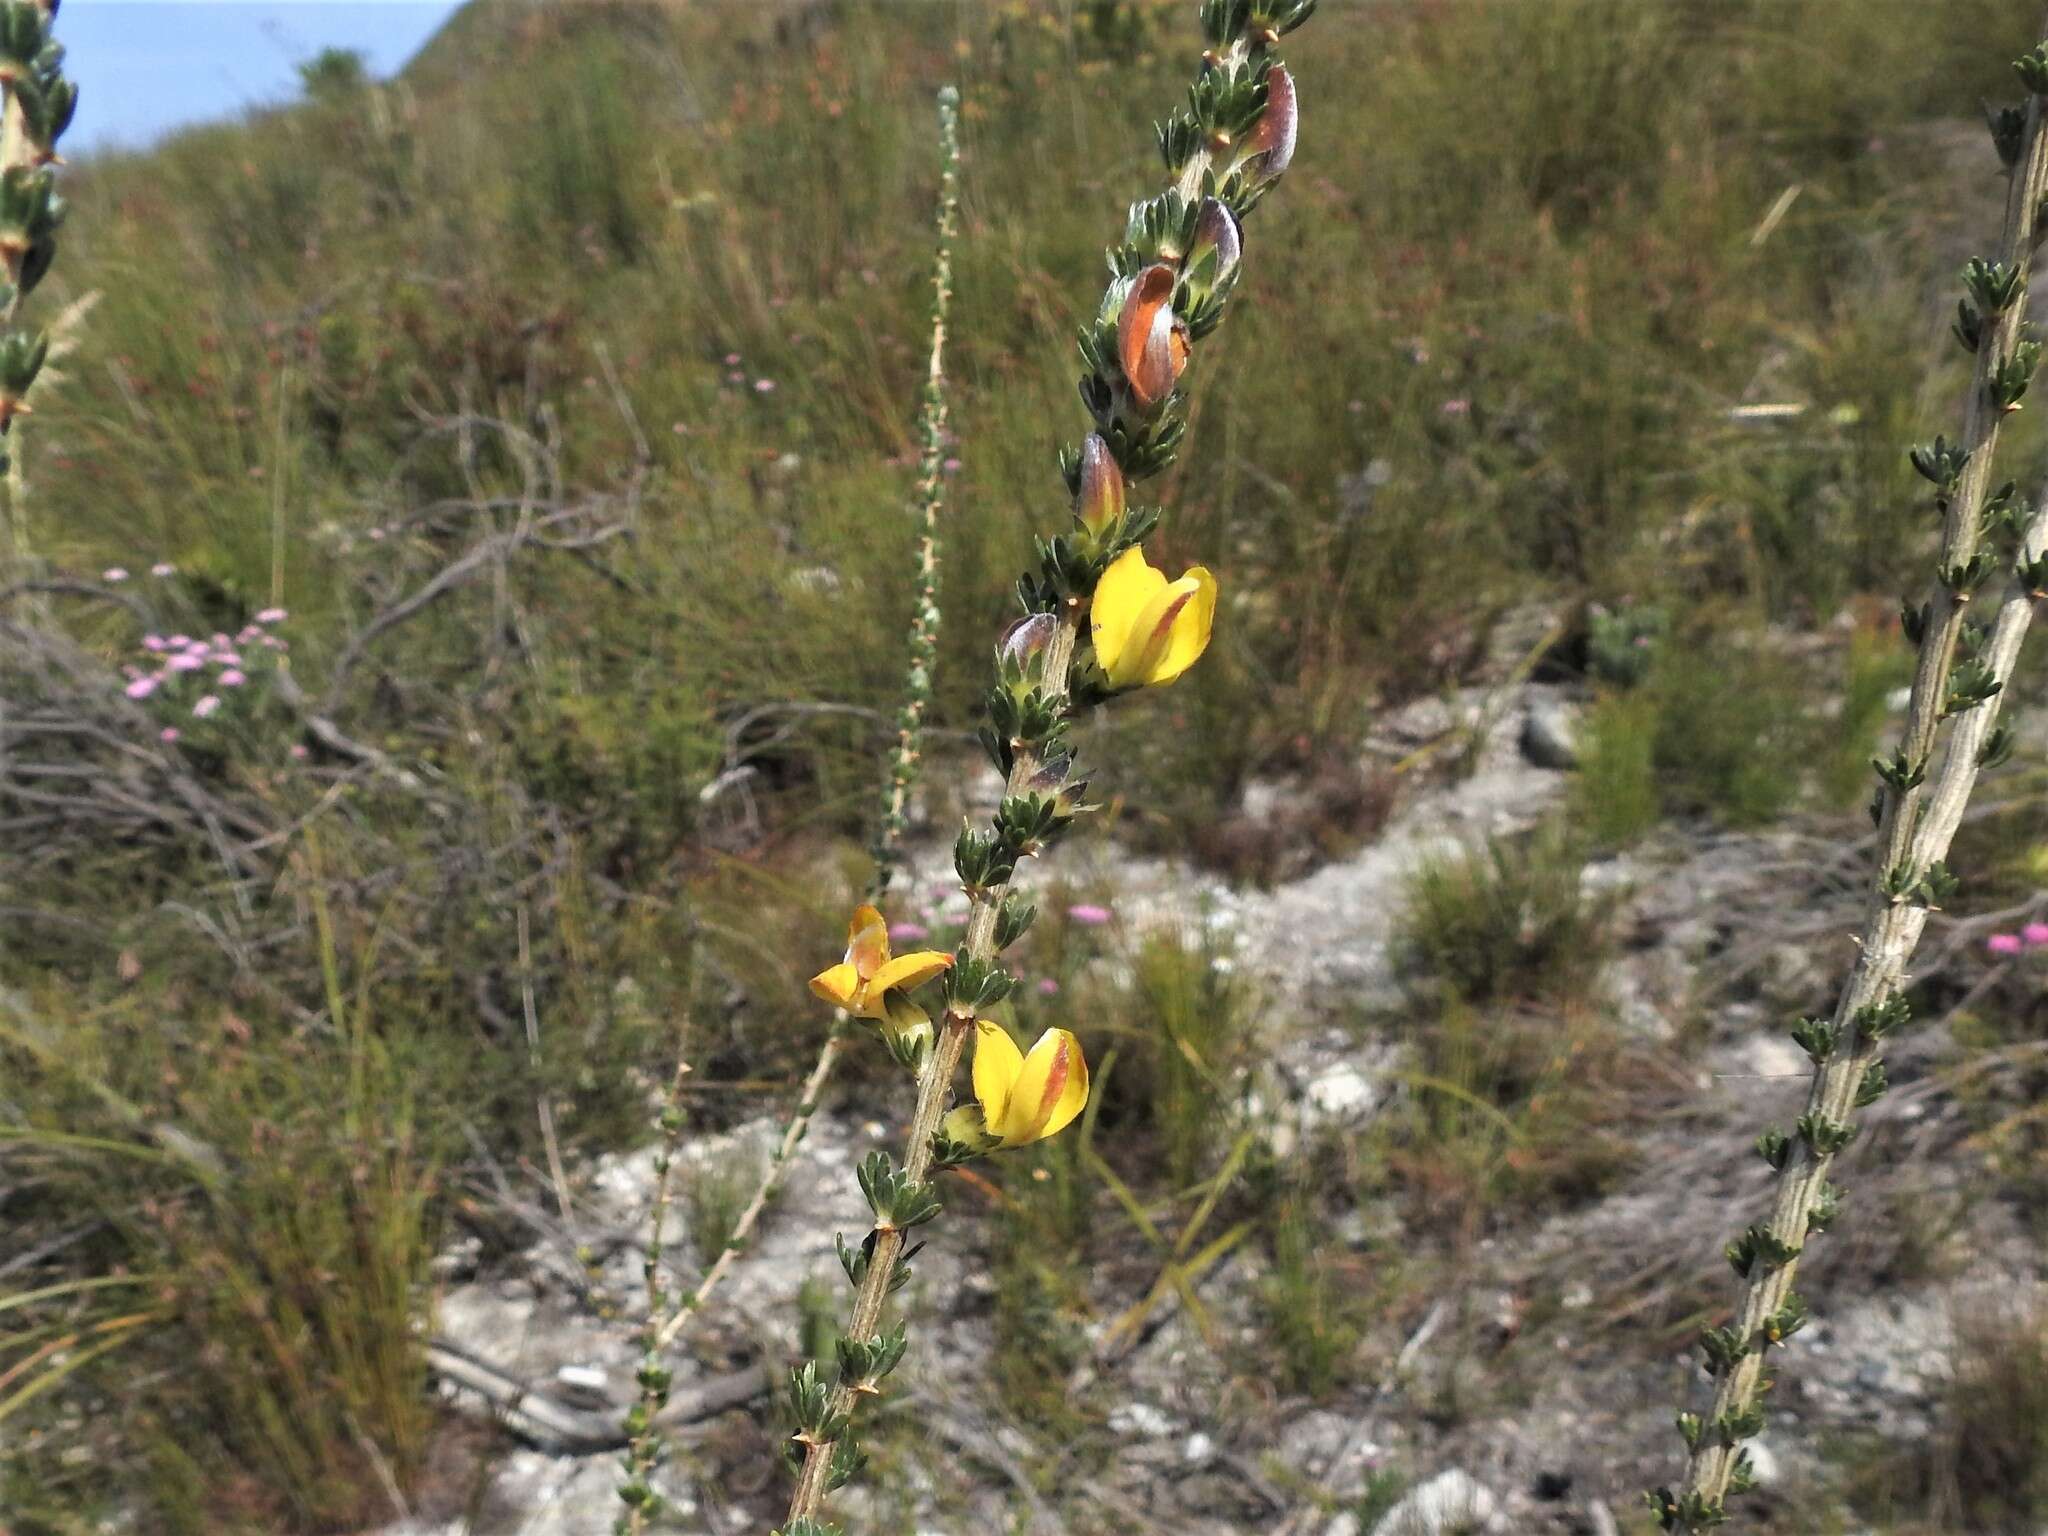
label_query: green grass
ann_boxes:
[1571,612,1909,844]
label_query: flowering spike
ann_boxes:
[779,13,1315,1526]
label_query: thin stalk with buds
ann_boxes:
[615,88,966,1531]
[1655,28,2048,1532]
[778,2,1317,1530]
[660,88,967,1356]
[615,1045,694,1536]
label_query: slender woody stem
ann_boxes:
[1665,36,2048,1528]
[782,620,1078,1525]
[617,1043,695,1536]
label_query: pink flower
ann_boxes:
[723,351,741,366]
[168,634,191,648]
[142,634,167,652]
[753,378,777,393]
[288,744,309,760]
[1440,398,1471,417]
[237,624,261,643]
[255,607,287,624]
[166,653,204,673]
[192,695,221,719]
[1066,903,1112,927]
[888,921,930,942]
[102,566,129,582]
[261,636,288,651]
[942,456,962,474]
[1988,932,2024,956]
[124,675,159,699]
[158,727,180,744]
[210,650,241,666]
[151,562,176,578]
[1036,977,1061,997]
[218,669,247,688]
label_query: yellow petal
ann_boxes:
[810,961,860,1009]
[1091,547,1166,688]
[999,1028,1089,1146]
[972,1019,1025,1128]
[1146,565,1216,686]
[1122,574,1200,686]
[844,904,890,979]
[870,950,953,997]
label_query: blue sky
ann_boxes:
[63,1,462,154]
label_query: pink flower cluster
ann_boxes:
[122,609,288,719]
[1985,922,2048,957]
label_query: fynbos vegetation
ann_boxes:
[11,2,2048,1533]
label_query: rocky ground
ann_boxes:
[382,659,2046,1536]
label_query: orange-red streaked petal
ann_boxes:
[844,903,890,979]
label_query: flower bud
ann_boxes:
[998,612,1060,676]
[939,1103,994,1150]
[1074,433,1125,537]
[1116,263,1190,411]
[1237,65,1297,187]
[1183,198,1242,305]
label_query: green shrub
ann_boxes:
[1257,1174,1367,1398]
[1573,620,1873,844]
[1572,689,1660,847]
[1401,824,1612,1008]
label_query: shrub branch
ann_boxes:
[1658,30,2048,1531]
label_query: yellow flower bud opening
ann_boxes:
[808,904,953,1026]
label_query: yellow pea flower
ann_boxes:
[970,1021,1089,1147]
[809,904,953,1033]
[1090,545,1217,690]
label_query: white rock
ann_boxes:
[1369,1470,1504,1536]
[1303,1062,1380,1126]
[554,1363,609,1394]
[1520,698,1580,770]
[1108,1401,1175,1438]
[1740,1030,1810,1084]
